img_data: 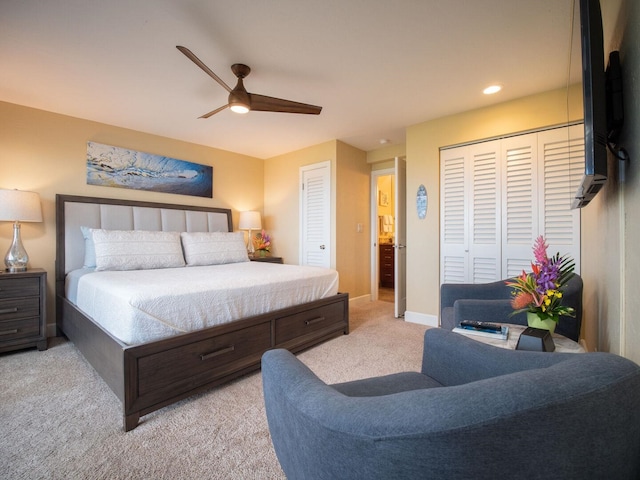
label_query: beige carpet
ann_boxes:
[0,300,428,479]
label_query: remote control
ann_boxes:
[459,320,502,332]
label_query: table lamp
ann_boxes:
[238,211,262,256]
[0,189,43,272]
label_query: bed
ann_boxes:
[55,194,349,431]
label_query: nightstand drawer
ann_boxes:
[0,297,40,321]
[0,277,40,299]
[0,269,47,353]
[0,317,40,342]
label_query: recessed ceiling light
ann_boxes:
[379,139,390,145]
[483,85,502,95]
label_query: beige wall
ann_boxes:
[0,101,264,332]
[405,84,584,326]
[585,0,640,362]
[336,141,370,299]
[264,140,336,264]
[264,140,370,299]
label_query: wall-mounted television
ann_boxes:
[572,0,607,208]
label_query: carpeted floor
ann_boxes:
[0,300,428,479]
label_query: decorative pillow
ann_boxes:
[92,229,186,271]
[80,226,97,268]
[180,231,249,266]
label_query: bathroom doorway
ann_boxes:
[371,169,395,304]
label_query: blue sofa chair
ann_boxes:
[440,274,583,341]
[262,328,640,480]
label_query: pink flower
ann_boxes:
[532,235,548,264]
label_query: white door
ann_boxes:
[300,161,331,268]
[394,157,407,318]
[440,147,469,283]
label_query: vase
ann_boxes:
[526,312,557,334]
[258,250,267,258]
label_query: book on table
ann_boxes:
[453,321,509,340]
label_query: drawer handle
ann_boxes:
[305,316,325,326]
[0,329,19,336]
[200,345,235,361]
[0,307,19,315]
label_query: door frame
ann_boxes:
[299,161,332,267]
[370,167,395,302]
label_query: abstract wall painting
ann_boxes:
[86,142,213,198]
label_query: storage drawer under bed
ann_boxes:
[274,299,347,348]
[134,321,272,398]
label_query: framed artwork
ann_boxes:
[86,142,213,198]
[379,191,389,207]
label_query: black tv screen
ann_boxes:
[572,0,608,208]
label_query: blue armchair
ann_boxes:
[440,274,583,341]
[262,328,640,480]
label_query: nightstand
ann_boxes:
[250,256,284,264]
[0,268,47,353]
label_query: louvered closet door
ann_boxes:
[537,125,582,273]
[501,128,582,277]
[441,125,581,285]
[440,147,468,283]
[468,140,501,283]
[502,133,539,277]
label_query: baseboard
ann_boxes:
[404,311,439,327]
[349,294,371,306]
[47,323,58,337]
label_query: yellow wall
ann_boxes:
[264,140,336,264]
[405,84,584,326]
[584,0,640,362]
[265,140,370,299]
[336,141,370,298]
[0,101,264,332]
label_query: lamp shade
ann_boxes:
[0,189,43,222]
[238,211,262,230]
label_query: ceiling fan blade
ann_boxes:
[249,94,322,115]
[176,46,232,93]
[199,104,229,118]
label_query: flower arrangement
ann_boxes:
[254,230,271,253]
[506,236,576,324]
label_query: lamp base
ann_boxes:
[4,222,29,273]
[247,228,255,256]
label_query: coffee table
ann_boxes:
[453,323,585,353]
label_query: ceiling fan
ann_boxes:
[176,46,322,118]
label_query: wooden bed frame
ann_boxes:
[55,194,349,431]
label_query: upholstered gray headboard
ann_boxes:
[55,194,233,292]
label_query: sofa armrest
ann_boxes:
[440,280,511,308]
[421,328,567,386]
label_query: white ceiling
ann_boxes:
[1,0,583,159]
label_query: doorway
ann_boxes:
[370,169,395,303]
[370,157,406,317]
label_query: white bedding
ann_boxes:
[69,262,339,345]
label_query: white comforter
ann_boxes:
[72,262,339,345]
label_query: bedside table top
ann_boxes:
[249,256,283,264]
[0,268,46,277]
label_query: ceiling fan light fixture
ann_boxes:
[229,82,251,114]
[230,103,250,114]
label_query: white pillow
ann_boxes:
[92,229,186,271]
[80,226,96,268]
[180,231,249,266]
